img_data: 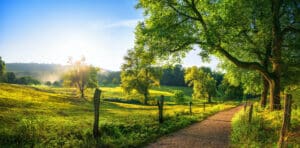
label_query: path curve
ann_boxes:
[146,106,243,148]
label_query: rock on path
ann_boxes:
[146,106,243,148]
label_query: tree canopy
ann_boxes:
[185,66,216,103]
[136,0,300,110]
[63,57,99,99]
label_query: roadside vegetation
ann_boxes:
[231,89,300,147]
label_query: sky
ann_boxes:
[0,0,219,71]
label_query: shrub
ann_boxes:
[173,90,185,104]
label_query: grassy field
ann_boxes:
[0,83,235,147]
[230,89,300,147]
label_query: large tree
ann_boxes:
[185,66,216,103]
[137,0,299,110]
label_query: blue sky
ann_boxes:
[0,0,218,71]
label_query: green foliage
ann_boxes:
[173,90,185,104]
[217,80,244,101]
[52,81,62,87]
[0,83,234,147]
[99,71,121,85]
[3,72,17,84]
[231,101,300,147]
[121,23,162,104]
[136,0,299,110]
[185,66,216,102]
[16,76,41,85]
[221,61,262,94]
[160,65,186,86]
[0,56,5,82]
[45,81,52,86]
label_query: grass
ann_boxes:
[0,83,235,147]
[230,89,300,147]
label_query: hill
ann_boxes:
[5,63,68,82]
[5,63,109,82]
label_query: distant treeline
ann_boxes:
[99,65,222,87]
[1,72,41,85]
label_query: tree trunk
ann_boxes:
[278,94,292,148]
[207,94,211,103]
[80,88,85,99]
[269,0,282,111]
[260,77,269,108]
[269,78,281,110]
[158,95,164,123]
[144,92,148,105]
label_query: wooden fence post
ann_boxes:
[93,88,101,138]
[278,94,292,148]
[158,95,164,123]
[189,101,192,115]
[203,102,206,112]
[248,103,253,123]
[244,101,247,112]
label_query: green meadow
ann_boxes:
[0,83,235,147]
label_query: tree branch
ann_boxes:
[281,25,300,36]
[167,1,200,21]
[165,17,189,31]
[189,0,207,31]
[215,45,272,79]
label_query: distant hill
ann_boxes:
[6,63,69,82]
[6,63,110,82]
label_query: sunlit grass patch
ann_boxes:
[231,95,300,147]
[0,83,235,147]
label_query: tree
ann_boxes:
[0,56,5,82]
[64,57,99,99]
[136,0,299,110]
[121,49,161,105]
[16,76,40,85]
[45,81,52,86]
[121,23,161,105]
[98,71,121,85]
[160,64,186,86]
[53,81,62,87]
[4,72,17,84]
[218,79,244,101]
[185,66,216,103]
[220,61,265,106]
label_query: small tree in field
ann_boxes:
[185,66,216,103]
[64,57,99,99]
[121,23,161,105]
[121,49,161,105]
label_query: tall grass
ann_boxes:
[231,91,300,147]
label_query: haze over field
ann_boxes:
[0,0,219,71]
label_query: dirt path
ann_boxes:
[146,106,243,148]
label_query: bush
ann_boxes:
[173,90,185,104]
[16,76,41,85]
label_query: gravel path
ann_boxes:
[146,106,243,148]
